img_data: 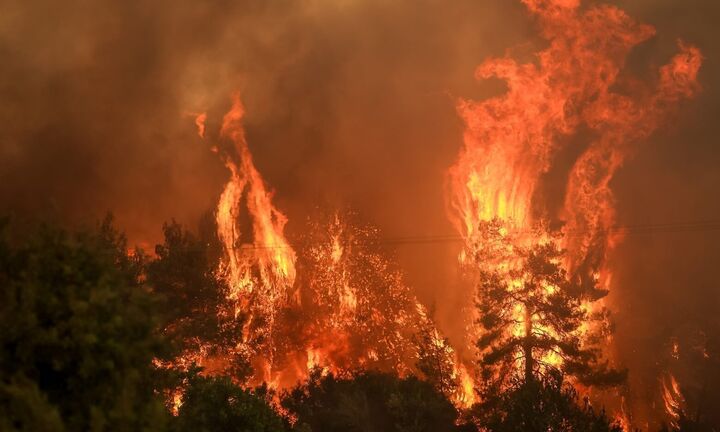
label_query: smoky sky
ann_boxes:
[1,0,719,426]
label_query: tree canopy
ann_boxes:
[471,371,623,432]
[470,220,625,394]
[0,217,169,431]
[0,215,642,432]
[173,370,288,432]
[146,219,249,379]
[281,370,473,432]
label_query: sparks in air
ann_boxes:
[184,95,474,407]
[166,0,702,427]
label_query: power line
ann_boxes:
[238,218,720,249]
[371,219,720,246]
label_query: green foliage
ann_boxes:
[0,216,169,431]
[282,370,471,432]
[0,214,637,432]
[470,371,622,432]
[146,220,249,379]
[173,371,288,432]
[0,375,63,432]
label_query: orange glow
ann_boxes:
[617,397,631,431]
[296,212,429,378]
[194,112,207,138]
[662,374,685,429]
[217,95,297,385]
[183,103,462,398]
[171,390,183,416]
[455,363,477,408]
[166,0,702,417]
[447,0,701,395]
[672,340,680,360]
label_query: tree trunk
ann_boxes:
[524,304,534,383]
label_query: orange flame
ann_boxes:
[204,120,458,395]
[211,95,297,383]
[218,96,296,293]
[194,112,207,138]
[447,0,701,394]
[454,363,478,408]
[662,374,685,429]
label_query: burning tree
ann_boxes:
[446,0,702,418]
[293,211,427,375]
[415,315,462,398]
[285,211,478,407]
[470,220,625,394]
[208,95,298,385]
[147,218,251,379]
[187,97,474,399]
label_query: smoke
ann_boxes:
[601,0,720,427]
[1,0,718,426]
[0,0,531,334]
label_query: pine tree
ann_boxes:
[472,371,624,432]
[415,315,459,398]
[471,220,624,394]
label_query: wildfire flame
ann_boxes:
[192,97,472,403]
[212,95,297,383]
[172,0,701,421]
[194,112,207,139]
[662,374,685,429]
[618,396,632,432]
[447,0,701,406]
[297,212,433,378]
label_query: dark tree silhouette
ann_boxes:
[173,370,288,432]
[281,370,473,432]
[471,371,623,432]
[0,216,170,431]
[147,219,250,379]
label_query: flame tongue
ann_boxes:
[187,0,702,416]
[447,0,702,413]
[449,1,702,248]
[210,102,458,392]
[218,96,296,294]
[662,374,685,428]
[214,95,297,381]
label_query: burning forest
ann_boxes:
[0,0,717,431]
